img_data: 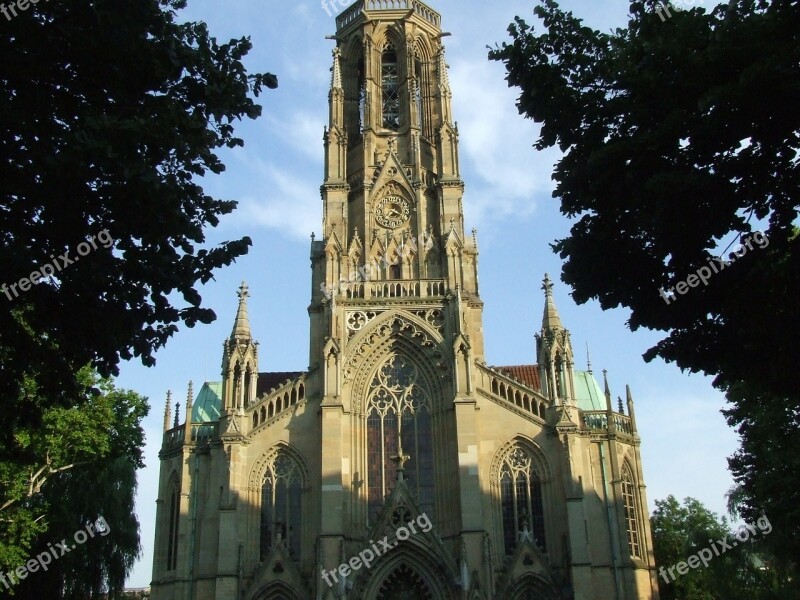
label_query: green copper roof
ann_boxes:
[192,382,222,423]
[573,371,606,412]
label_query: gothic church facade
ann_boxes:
[150,2,660,598]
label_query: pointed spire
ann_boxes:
[163,390,172,432]
[330,47,343,90]
[230,281,251,341]
[626,384,638,434]
[541,273,564,331]
[586,342,592,373]
[603,369,611,400]
[437,47,451,91]
[173,401,180,428]
[184,381,194,438]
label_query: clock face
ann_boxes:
[375,195,411,228]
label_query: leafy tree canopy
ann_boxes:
[651,495,796,599]
[0,0,277,428]
[0,370,148,595]
[488,0,799,399]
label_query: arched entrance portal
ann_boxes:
[376,563,435,600]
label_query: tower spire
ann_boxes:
[231,281,251,341]
[541,273,564,332]
[163,390,172,432]
[330,46,343,91]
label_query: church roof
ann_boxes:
[496,365,541,391]
[573,370,606,411]
[257,372,305,397]
[192,381,223,423]
[189,373,305,423]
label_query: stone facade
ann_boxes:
[150,2,660,599]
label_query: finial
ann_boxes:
[603,369,610,397]
[311,232,316,242]
[187,380,194,408]
[618,396,624,414]
[173,402,180,428]
[237,281,249,302]
[331,47,343,90]
[164,391,172,432]
[586,342,592,373]
[231,282,252,341]
[391,451,411,482]
[541,273,564,332]
[542,273,554,296]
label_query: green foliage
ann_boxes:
[489,0,799,397]
[0,0,277,429]
[651,495,791,600]
[0,371,148,597]
[489,0,799,565]
[724,386,800,582]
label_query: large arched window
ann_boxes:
[621,462,641,558]
[260,450,304,560]
[166,481,180,571]
[381,47,400,130]
[499,444,546,554]
[367,355,434,522]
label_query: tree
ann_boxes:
[0,0,277,431]
[488,0,799,562]
[0,369,115,571]
[0,373,148,596]
[650,495,788,600]
[723,388,800,582]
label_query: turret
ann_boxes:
[221,282,259,413]
[536,274,576,405]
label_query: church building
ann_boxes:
[150,1,660,598]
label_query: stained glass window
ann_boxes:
[260,451,304,560]
[166,484,180,570]
[622,463,641,558]
[499,444,546,554]
[367,355,434,522]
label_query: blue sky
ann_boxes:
[117,0,738,587]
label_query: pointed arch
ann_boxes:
[249,580,305,600]
[353,542,453,600]
[250,444,309,562]
[345,311,446,409]
[381,42,401,130]
[503,573,560,600]
[163,471,181,572]
[366,353,435,522]
[491,438,552,556]
[621,460,642,558]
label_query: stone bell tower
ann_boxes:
[310,0,480,317]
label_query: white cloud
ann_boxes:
[263,110,326,163]
[234,159,322,240]
[449,57,560,225]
